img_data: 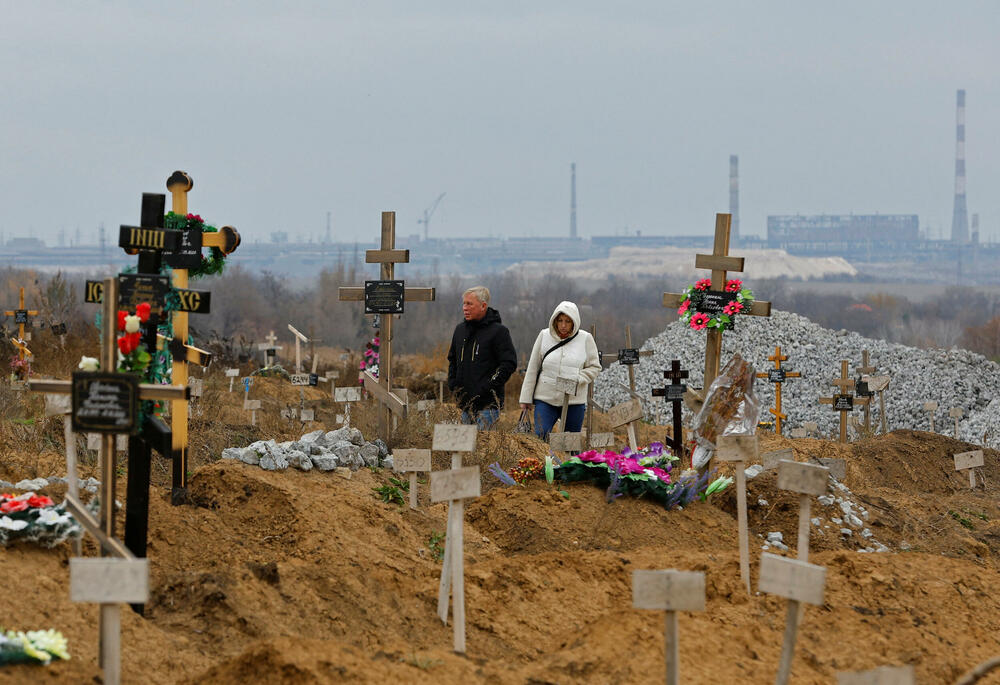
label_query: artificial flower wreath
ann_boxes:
[677,278,755,331]
[164,211,227,278]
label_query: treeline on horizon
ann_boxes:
[4,264,1000,368]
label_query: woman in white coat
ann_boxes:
[518,301,602,439]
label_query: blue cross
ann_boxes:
[242,376,253,393]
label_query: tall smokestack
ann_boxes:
[570,162,577,239]
[951,89,969,243]
[729,155,740,243]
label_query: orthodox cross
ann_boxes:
[258,330,282,366]
[755,345,801,436]
[818,360,870,443]
[4,287,38,361]
[663,214,771,389]
[651,360,689,466]
[854,349,877,432]
[338,211,435,444]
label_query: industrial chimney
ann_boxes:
[729,155,740,243]
[951,90,969,243]
[570,162,577,239]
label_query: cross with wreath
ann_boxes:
[4,287,38,362]
[662,214,771,390]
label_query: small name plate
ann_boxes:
[854,379,871,397]
[326,369,341,380]
[762,448,794,471]
[923,401,938,412]
[394,448,432,472]
[14,309,28,324]
[163,226,204,269]
[694,290,737,316]
[652,384,687,402]
[767,368,786,383]
[430,466,481,502]
[777,460,829,496]
[432,424,478,452]
[309,373,319,386]
[119,273,171,315]
[364,280,404,314]
[416,400,435,411]
[52,322,67,335]
[300,409,315,422]
[590,432,615,448]
[948,407,963,419]
[607,398,643,428]
[225,368,240,377]
[70,558,150,604]
[118,225,181,252]
[290,374,311,386]
[188,378,204,397]
[618,348,640,365]
[175,288,211,314]
[833,395,854,411]
[954,449,984,471]
[632,569,706,612]
[758,553,826,605]
[550,431,584,452]
[335,387,362,402]
[244,399,261,410]
[71,372,139,434]
[715,435,758,462]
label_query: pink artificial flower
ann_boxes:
[677,300,690,316]
[725,279,742,293]
[650,467,671,484]
[723,301,743,316]
[689,313,710,330]
[694,279,711,291]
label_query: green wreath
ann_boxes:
[164,211,227,278]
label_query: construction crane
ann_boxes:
[418,192,446,242]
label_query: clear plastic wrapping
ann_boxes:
[690,353,762,468]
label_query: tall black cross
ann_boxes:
[651,360,689,466]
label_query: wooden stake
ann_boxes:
[632,569,706,685]
[758,553,826,685]
[717,435,758,594]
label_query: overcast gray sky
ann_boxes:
[1,1,997,247]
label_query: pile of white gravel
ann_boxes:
[594,309,1000,446]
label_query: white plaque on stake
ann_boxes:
[758,553,826,605]
[335,387,362,403]
[44,393,72,417]
[763,448,794,471]
[554,375,578,396]
[867,375,891,392]
[70,558,150,604]
[325,369,340,380]
[632,569,705,612]
[394,448,432,472]
[607,398,643,428]
[788,427,807,439]
[550,431,584,451]
[810,457,846,481]
[954,449,984,471]
[432,424,477,453]
[290,374,310,386]
[777,460,829,496]
[87,434,128,451]
[590,432,615,448]
[416,399,435,412]
[244,399,261,410]
[949,407,963,419]
[716,435,759,462]
[300,409,315,422]
[836,664,915,685]
[430,466,481,502]
[225,368,240,377]
[188,378,204,398]
[923,401,938,412]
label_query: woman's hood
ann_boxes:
[548,301,581,338]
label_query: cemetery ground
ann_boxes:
[2,344,1000,683]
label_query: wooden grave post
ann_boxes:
[338,211,435,445]
[549,376,584,453]
[163,171,240,504]
[866,374,891,434]
[662,213,771,391]
[43,393,82,556]
[585,324,615,449]
[923,401,938,432]
[599,324,653,448]
[241,376,260,425]
[755,345,800,436]
[632,569,706,685]
[334,385,362,427]
[394,448,431,509]
[433,370,447,403]
[954,449,984,489]
[777,460,829,562]
[716,434,758,594]
[431,424,479,653]
[318,368,340,398]
[4,286,38,362]
[836,664,915,685]
[225,367,240,392]
[651,360,690,466]
[258,330,282,367]
[759,553,827,685]
[949,407,963,439]
[855,349,877,431]
[818,360,869,443]
[188,377,203,417]
[287,323,310,373]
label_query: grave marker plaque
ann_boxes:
[300,409,315,422]
[431,466,481,502]
[14,309,27,324]
[607,398,643,428]
[433,424,478,452]
[335,386,362,403]
[833,395,853,411]
[836,665,915,685]
[364,279,405,314]
[70,558,150,604]
[163,227,204,269]
[618,348,641,365]
[763,447,795,471]
[632,568,706,685]
[394,448,432,509]
[72,373,139,434]
[767,368,786,383]
[290,374,311,386]
[759,553,826,606]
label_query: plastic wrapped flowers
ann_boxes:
[0,628,70,665]
[0,492,80,548]
[554,442,733,510]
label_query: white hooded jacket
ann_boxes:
[519,301,602,406]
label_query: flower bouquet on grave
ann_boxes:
[677,278,754,331]
[115,303,152,374]
[0,628,70,665]
[552,443,732,509]
[689,353,762,470]
[9,355,31,382]
[0,492,82,549]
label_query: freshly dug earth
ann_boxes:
[2,421,1000,683]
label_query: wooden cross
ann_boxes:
[338,212,435,444]
[431,424,479,653]
[662,214,771,389]
[632,569,706,685]
[258,330,282,366]
[288,323,310,373]
[819,360,870,443]
[651,360,689,466]
[549,376,584,453]
[603,324,654,448]
[855,349,877,431]
[755,345,801,436]
[4,287,38,361]
[163,171,240,503]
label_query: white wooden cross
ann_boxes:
[338,211,435,445]
[716,434,758,594]
[836,665,915,685]
[632,569,706,685]
[662,213,771,390]
[394,448,431,509]
[258,330,283,367]
[759,552,827,685]
[954,449,984,489]
[431,423,479,653]
[432,370,447,403]
[287,323,310,373]
[949,407,963,439]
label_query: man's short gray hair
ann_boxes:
[463,286,490,304]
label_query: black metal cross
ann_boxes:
[651,360,689,464]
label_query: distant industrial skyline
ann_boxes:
[1,2,997,246]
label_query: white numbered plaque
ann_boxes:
[777,460,829,496]
[607,398,643,428]
[394,448,432,473]
[632,569,705,612]
[430,466,481,502]
[716,435,759,462]
[432,424,478,452]
[335,387,362,403]
[70,558,149,604]
[758,553,826,605]
[954,449,984,471]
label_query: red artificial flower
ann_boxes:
[117,310,128,332]
[723,301,743,316]
[186,213,203,223]
[725,279,743,293]
[136,302,151,323]
[689,313,711,331]
[677,300,690,316]
[0,499,28,514]
[27,495,54,509]
[0,493,12,501]
[694,279,711,291]
[117,332,142,355]
[117,336,131,355]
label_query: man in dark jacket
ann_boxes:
[448,286,517,428]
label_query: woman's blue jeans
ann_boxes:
[534,400,585,440]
